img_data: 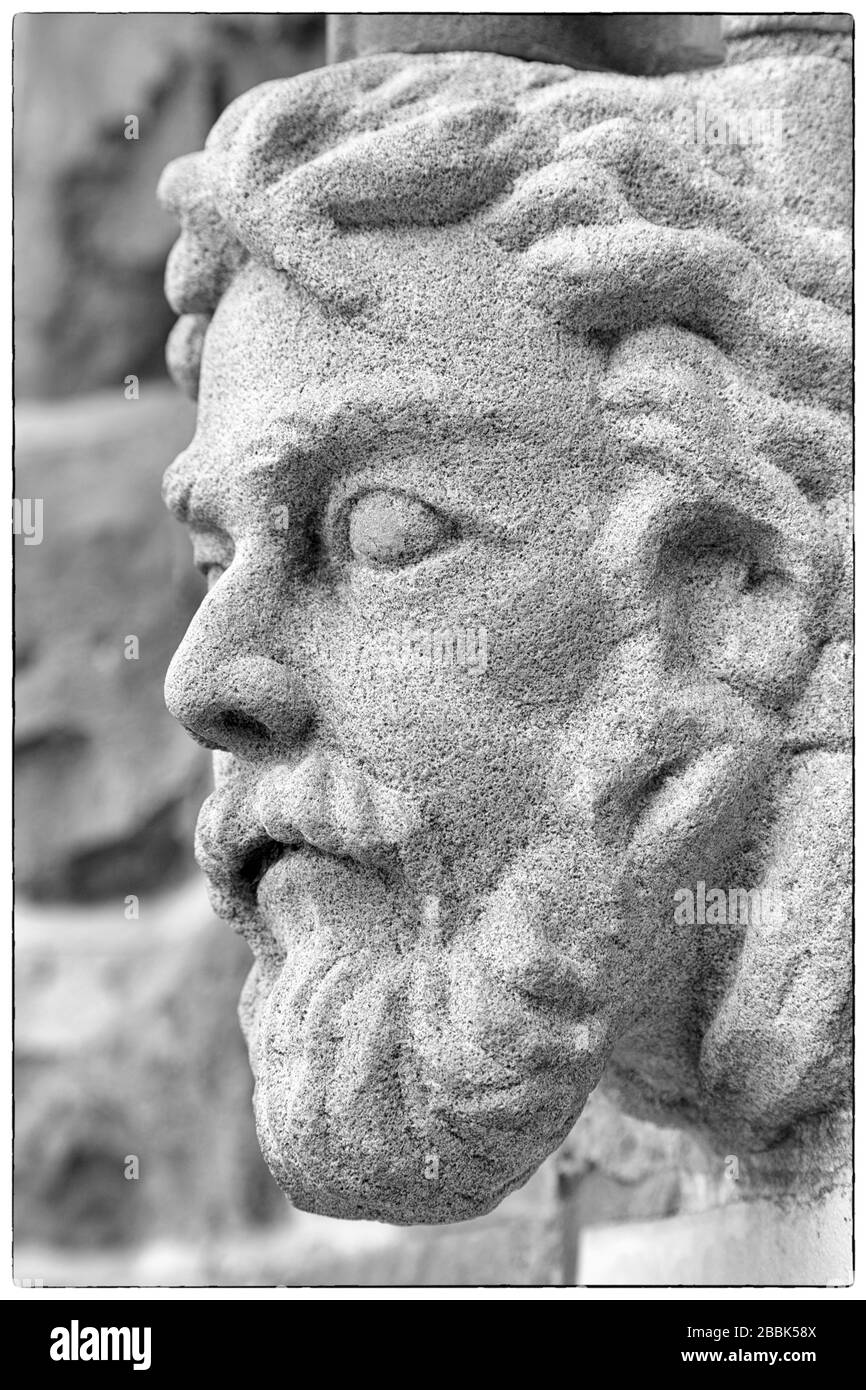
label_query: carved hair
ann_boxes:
[159,53,848,395]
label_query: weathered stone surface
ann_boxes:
[15,387,208,899]
[157,24,851,1233]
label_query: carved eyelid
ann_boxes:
[326,481,460,568]
[352,492,454,567]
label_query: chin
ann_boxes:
[249,983,597,1224]
[235,851,611,1223]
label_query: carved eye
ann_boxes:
[347,490,454,568]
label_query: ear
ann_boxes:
[594,464,835,715]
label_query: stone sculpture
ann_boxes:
[158,15,851,1228]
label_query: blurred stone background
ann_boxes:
[14,13,324,1284]
[16,13,846,1288]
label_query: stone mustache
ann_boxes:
[158,45,851,1223]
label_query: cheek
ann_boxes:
[333,665,558,882]
[320,521,599,713]
[314,635,520,779]
[300,588,574,870]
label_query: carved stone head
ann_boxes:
[159,47,851,1222]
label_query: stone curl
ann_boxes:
[158,51,849,412]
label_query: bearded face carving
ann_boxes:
[159,47,851,1223]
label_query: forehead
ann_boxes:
[167,253,605,521]
[198,250,596,441]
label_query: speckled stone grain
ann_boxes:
[158,39,851,1224]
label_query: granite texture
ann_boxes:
[159,38,851,1225]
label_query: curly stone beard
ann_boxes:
[242,840,607,1224]
[226,689,774,1225]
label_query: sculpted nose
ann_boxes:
[165,651,313,759]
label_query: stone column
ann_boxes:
[326,13,725,74]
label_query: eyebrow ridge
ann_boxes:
[162,390,502,523]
